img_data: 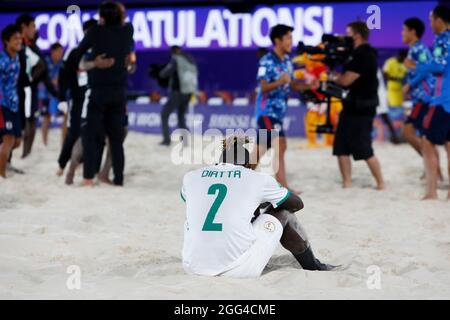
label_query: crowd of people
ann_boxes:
[0,1,135,186]
[0,2,449,201]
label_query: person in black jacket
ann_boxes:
[71,1,134,186]
[56,19,105,182]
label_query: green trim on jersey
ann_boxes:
[276,190,291,207]
[180,191,186,202]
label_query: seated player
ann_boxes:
[180,135,335,278]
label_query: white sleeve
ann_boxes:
[25,47,40,69]
[261,175,291,208]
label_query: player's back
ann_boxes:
[181,163,286,276]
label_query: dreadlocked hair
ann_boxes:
[220,134,251,167]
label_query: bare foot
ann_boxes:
[376,183,386,190]
[56,168,64,177]
[98,176,113,185]
[81,179,94,187]
[422,194,438,200]
[65,170,75,185]
[342,180,352,188]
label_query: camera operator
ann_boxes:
[158,46,198,146]
[329,21,385,190]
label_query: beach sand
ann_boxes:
[1,131,449,299]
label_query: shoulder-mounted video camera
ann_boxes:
[297,34,354,69]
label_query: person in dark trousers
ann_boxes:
[71,1,134,186]
[159,46,198,146]
[56,19,100,181]
[330,21,385,190]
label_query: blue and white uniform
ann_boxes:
[0,50,21,137]
[255,51,293,146]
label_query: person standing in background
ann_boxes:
[405,5,450,200]
[0,25,23,178]
[158,45,198,146]
[16,14,58,159]
[331,21,385,190]
[401,17,441,181]
[41,43,64,146]
[252,24,317,192]
[71,1,134,186]
[383,50,408,109]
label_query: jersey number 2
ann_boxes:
[202,183,227,231]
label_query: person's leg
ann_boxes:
[338,156,352,188]
[380,112,400,144]
[41,114,50,146]
[333,113,352,187]
[22,118,36,158]
[105,93,126,186]
[0,135,15,178]
[177,94,190,131]
[65,138,83,185]
[98,138,112,184]
[60,112,69,146]
[422,137,439,199]
[269,208,335,271]
[177,94,190,146]
[99,128,128,183]
[58,98,83,176]
[273,136,289,189]
[366,156,385,190]
[445,141,450,200]
[421,106,447,199]
[403,123,422,155]
[82,93,105,186]
[160,93,178,145]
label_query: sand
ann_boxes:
[0,130,449,299]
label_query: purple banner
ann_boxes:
[126,103,407,141]
[0,1,437,51]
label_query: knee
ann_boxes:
[13,139,21,149]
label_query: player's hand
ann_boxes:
[278,73,291,86]
[57,101,69,114]
[402,83,411,96]
[94,54,115,69]
[404,58,416,69]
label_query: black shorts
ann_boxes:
[0,107,22,138]
[333,113,374,161]
[256,116,285,149]
[405,101,428,134]
[422,105,450,145]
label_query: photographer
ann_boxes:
[330,21,385,190]
[158,46,198,146]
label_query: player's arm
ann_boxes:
[277,192,304,213]
[415,43,448,76]
[290,79,319,92]
[261,175,304,214]
[331,70,360,87]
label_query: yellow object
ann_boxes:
[382,57,407,107]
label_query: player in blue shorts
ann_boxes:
[402,18,435,154]
[0,25,23,178]
[405,5,450,199]
[252,24,317,192]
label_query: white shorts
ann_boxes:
[220,214,283,278]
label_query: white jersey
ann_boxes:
[181,163,290,276]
